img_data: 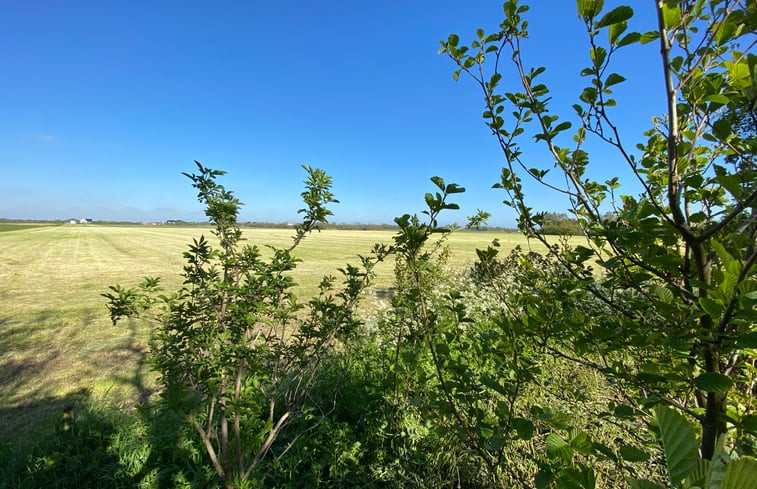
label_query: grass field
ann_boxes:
[0,224,555,440]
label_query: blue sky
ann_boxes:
[1,1,665,226]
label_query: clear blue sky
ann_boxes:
[1,1,664,226]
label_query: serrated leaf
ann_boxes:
[597,6,633,28]
[569,428,593,454]
[684,459,709,488]
[577,0,604,20]
[650,284,674,303]
[546,433,573,461]
[694,372,733,393]
[655,406,699,487]
[706,437,730,489]
[722,457,757,489]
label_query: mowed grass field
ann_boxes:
[0,224,553,439]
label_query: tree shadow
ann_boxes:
[0,305,216,488]
[0,378,212,489]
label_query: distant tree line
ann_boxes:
[537,211,583,235]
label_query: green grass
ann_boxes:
[0,224,559,441]
[0,222,56,233]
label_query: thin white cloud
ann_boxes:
[35,134,57,142]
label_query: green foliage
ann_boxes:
[0,396,216,489]
[14,1,756,487]
[104,162,388,486]
[441,0,756,472]
[628,406,757,489]
[538,212,583,235]
[466,208,492,229]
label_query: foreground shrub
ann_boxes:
[104,163,388,487]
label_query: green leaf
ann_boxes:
[626,478,664,489]
[694,372,733,393]
[743,290,757,300]
[639,31,659,44]
[736,332,757,348]
[608,20,627,45]
[430,176,445,191]
[715,18,739,46]
[591,46,607,68]
[617,32,641,47]
[477,423,494,439]
[605,73,626,87]
[685,459,709,489]
[577,0,604,20]
[513,417,534,440]
[448,33,460,47]
[655,406,699,487]
[614,404,635,418]
[650,284,674,303]
[535,469,552,489]
[546,433,573,461]
[699,297,724,318]
[580,87,598,103]
[445,183,466,194]
[662,4,681,29]
[706,94,730,105]
[722,458,757,489]
[713,118,732,139]
[569,428,593,454]
[554,121,572,132]
[597,6,633,28]
[742,415,757,435]
[592,442,618,462]
[706,437,730,489]
[620,445,650,462]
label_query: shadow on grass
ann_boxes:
[0,389,214,489]
[0,307,215,488]
[0,307,156,423]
